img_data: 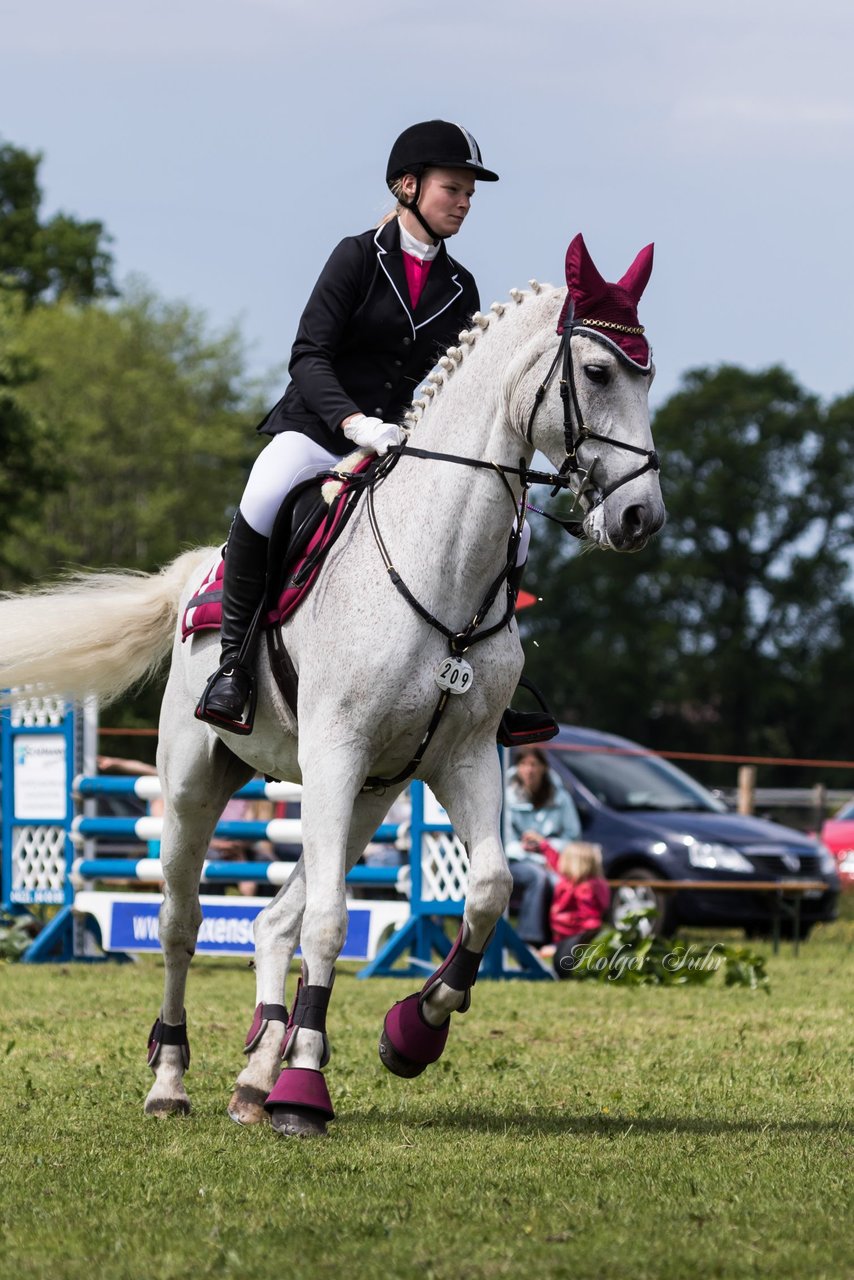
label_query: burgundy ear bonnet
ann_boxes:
[557,233,654,371]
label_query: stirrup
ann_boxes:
[195,658,258,735]
[497,675,559,748]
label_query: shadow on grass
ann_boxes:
[363,1108,853,1139]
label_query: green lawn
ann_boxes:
[1,910,851,1280]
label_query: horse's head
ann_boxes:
[525,234,665,552]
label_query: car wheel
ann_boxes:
[610,866,676,936]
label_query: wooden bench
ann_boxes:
[607,879,831,954]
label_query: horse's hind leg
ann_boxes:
[144,713,253,1117]
[379,742,512,1077]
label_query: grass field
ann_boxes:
[2,910,852,1280]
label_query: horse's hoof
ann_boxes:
[378,1027,428,1078]
[227,1084,270,1126]
[269,1105,329,1138]
[379,993,449,1077]
[144,1095,191,1117]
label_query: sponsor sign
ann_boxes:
[13,735,68,820]
[108,897,373,958]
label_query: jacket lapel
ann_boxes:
[374,221,465,335]
[374,222,416,335]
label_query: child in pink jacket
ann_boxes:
[538,838,611,978]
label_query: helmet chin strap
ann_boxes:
[400,174,445,243]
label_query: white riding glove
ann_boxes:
[342,414,405,456]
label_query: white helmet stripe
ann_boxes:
[452,122,481,164]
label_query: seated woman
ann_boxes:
[504,746,582,948]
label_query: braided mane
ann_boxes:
[403,280,556,428]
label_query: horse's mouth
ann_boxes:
[584,516,659,553]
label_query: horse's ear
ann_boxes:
[618,244,654,304]
[565,233,608,298]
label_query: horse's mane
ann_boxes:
[403,280,557,429]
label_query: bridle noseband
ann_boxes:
[526,316,660,509]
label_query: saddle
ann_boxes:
[182,454,375,645]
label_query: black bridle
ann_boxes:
[358,317,659,791]
[527,316,660,508]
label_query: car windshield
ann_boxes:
[556,745,729,813]
[833,800,854,822]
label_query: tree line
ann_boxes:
[2,139,853,779]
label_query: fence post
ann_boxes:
[811,783,827,829]
[737,765,756,816]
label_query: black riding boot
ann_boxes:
[497,561,560,748]
[195,510,269,735]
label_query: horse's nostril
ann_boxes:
[621,504,647,534]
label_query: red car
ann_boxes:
[820,800,854,889]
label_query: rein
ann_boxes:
[359,319,659,792]
[361,455,524,792]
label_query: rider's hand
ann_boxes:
[342,414,405,456]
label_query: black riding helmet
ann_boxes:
[386,120,499,242]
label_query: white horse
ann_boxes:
[0,235,664,1137]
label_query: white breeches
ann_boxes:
[240,430,532,567]
[241,433,341,538]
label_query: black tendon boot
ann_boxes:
[497,561,560,748]
[195,511,269,735]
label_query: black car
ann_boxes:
[544,725,840,937]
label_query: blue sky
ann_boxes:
[4,0,853,410]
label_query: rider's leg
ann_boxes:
[195,510,268,727]
[196,432,340,731]
[499,523,560,747]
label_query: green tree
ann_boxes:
[523,366,854,776]
[0,291,63,558]
[0,139,115,306]
[5,281,267,582]
[2,284,272,738]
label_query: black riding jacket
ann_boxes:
[257,219,480,454]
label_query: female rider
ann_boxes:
[196,119,556,747]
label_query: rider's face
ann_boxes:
[401,168,476,240]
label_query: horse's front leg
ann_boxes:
[227,861,307,1125]
[259,750,393,1138]
[379,741,512,1078]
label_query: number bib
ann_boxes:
[435,656,474,695]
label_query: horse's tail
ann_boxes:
[0,547,216,705]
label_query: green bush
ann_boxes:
[567,908,770,990]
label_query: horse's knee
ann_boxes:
[254,893,303,952]
[299,901,348,971]
[159,896,202,956]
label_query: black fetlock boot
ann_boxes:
[195,510,269,735]
[497,561,560,748]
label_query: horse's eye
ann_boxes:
[584,365,609,385]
